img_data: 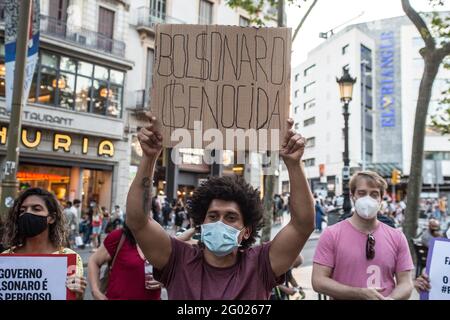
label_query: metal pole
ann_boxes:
[342,101,352,215]
[361,61,366,171]
[0,1,33,219]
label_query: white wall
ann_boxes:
[286,27,375,194]
[170,0,198,24]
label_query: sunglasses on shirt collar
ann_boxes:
[366,234,375,260]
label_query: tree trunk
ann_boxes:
[404,53,441,260]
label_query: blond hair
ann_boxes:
[349,171,388,197]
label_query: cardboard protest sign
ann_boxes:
[150,24,291,151]
[420,238,450,300]
[0,254,77,300]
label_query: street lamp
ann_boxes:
[336,68,356,216]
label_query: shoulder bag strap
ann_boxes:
[110,233,126,270]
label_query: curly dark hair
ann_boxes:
[2,188,68,250]
[187,176,263,248]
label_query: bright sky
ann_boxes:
[287,0,450,67]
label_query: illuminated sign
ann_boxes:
[17,172,68,181]
[22,129,42,148]
[0,127,115,157]
[379,31,395,127]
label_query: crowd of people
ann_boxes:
[1,113,448,301]
[150,197,190,233]
[61,200,126,252]
[310,193,449,233]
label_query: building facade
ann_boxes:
[279,15,450,200]
[0,0,133,216]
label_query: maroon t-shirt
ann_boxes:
[153,237,284,300]
[104,229,161,300]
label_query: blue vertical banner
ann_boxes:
[5,0,40,112]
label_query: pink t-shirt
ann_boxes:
[153,237,284,300]
[313,219,414,297]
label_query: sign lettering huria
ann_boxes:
[0,126,115,157]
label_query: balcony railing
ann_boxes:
[40,14,126,58]
[129,89,152,113]
[136,7,185,30]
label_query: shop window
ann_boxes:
[78,61,94,77]
[38,66,57,105]
[92,80,109,115]
[41,52,58,69]
[0,48,124,118]
[94,65,109,81]
[57,72,76,109]
[60,56,77,73]
[25,50,125,118]
[107,84,122,117]
[75,76,92,112]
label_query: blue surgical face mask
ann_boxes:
[201,221,244,257]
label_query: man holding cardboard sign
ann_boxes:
[126,24,314,300]
[151,24,290,153]
[126,112,314,299]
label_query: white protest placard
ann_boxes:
[0,254,76,300]
[420,238,450,300]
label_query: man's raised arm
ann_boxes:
[126,113,171,269]
[270,119,315,277]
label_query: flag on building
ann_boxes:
[5,0,40,112]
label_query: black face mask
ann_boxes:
[17,213,49,238]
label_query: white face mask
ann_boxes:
[354,196,380,220]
